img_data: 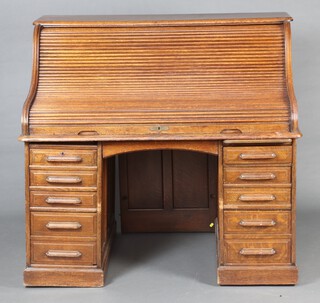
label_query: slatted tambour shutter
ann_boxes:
[30,24,290,134]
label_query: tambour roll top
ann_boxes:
[20,13,301,141]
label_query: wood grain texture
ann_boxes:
[224,238,291,265]
[224,166,291,185]
[223,211,291,234]
[20,14,301,140]
[33,13,293,26]
[218,265,298,285]
[20,14,301,287]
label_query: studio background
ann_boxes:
[0,1,319,302]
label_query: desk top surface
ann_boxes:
[34,13,293,26]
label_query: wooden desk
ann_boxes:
[19,13,301,287]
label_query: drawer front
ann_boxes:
[224,238,291,265]
[31,241,97,266]
[224,146,292,165]
[224,211,291,234]
[31,212,97,237]
[224,166,291,184]
[30,170,97,188]
[30,146,97,167]
[224,187,291,209]
[30,191,97,209]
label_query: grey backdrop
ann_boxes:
[0,1,319,302]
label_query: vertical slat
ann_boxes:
[284,22,299,133]
[25,143,31,266]
[218,141,225,265]
[208,154,218,231]
[22,25,41,135]
[96,143,102,267]
[291,140,297,264]
[162,150,173,210]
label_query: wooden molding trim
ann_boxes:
[218,265,298,285]
[102,140,219,158]
[284,22,300,134]
[21,25,41,136]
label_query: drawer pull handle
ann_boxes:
[46,156,83,163]
[77,130,99,136]
[46,222,82,230]
[239,194,276,202]
[239,248,276,256]
[45,197,82,205]
[46,176,82,184]
[239,219,276,227]
[46,250,82,258]
[239,153,277,160]
[220,128,242,134]
[239,173,276,181]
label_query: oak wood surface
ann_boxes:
[224,145,292,165]
[20,13,301,287]
[34,13,293,26]
[223,238,292,265]
[223,211,291,234]
[20,13,301,141]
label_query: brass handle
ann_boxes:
[239,194,276,202]
[239,153,276,160]
[239,173,276,181]
[239,219,276,227]
[46,156,83,163]
[46,176,82,184]
[45,197,82,205]
[46,250,82,258]
[239,248,276,256]
[46,222,82,230]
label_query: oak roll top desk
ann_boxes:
[19,13,301,287]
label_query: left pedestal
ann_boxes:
[24,143,113,287]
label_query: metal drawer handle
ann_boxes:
[45,222,82,230]
[45,250,82,258]
[239,219,276,227]
[239,173,276,181]
[239,153,277,160]
[46,176,82,184]
[239,194,276,202]
[239,248,276,256]
[46,156,83,163]
[45,197,82,205]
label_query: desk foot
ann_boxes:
[217,265,298,285]
[24,267,105,287]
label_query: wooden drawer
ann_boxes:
[224,166,291,185]
[30,145,97,167]
[224,238,291,265]
[30,170,97,188]
[30,191,97,210]
[224,187,291,209]
[224,211,291,234]
[31,241,97,266]
[224,146,292,165]
[31,212,97,237]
